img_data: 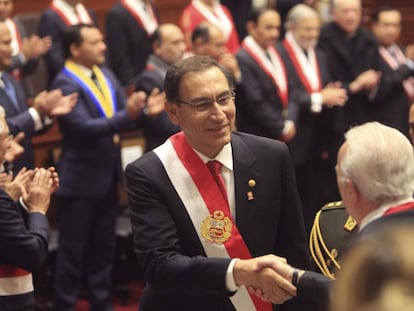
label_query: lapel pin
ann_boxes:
[248,179,256,187]
[247,191,254,201]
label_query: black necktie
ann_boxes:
[91,72,102,93]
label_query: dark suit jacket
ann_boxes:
[134,67,180,152]
[297,209,414,311]
[0,72,37,173]
[0,188,49,310]
[366,48,413,138]
[277,43,335,166]
[105,3,158,86]
[51,66,135,198]
[38,8,98,83]
[318,23,380,132]
[236,48,298,139]
[126,131,310,311]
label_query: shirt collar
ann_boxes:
[194,142,233,171]
[359,197,414,230]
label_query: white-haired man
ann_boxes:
[0,106,59,310]
[277,4,347,231]
[253,121,414,311]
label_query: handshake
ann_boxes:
[233,254,303,304]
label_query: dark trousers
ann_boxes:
[53,189,118,311]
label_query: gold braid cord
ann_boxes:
[309,208,341,280]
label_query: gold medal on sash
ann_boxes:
[201,210,232,244]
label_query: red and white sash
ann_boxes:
[379,45,414,100]
[0,265,33,296]
[120,0,158,36]
[283,32,321,93]
[5,18,23,80]
[50,0,93,26]
[242,36,289,107]
[154,132,272,311]
[191,0,232,42]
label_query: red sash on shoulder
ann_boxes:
[282,38,321,93]
[383,201,414,216]
[242,37,288,107]
[154,132,272,311]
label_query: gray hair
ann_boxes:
[285,4,320,30]
[339,122,414,205]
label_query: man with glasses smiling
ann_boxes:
[126,55,310,311]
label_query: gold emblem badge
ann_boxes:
[201,210,233,244]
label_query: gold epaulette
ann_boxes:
[309,201,357,279]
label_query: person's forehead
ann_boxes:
[179,67,229,95]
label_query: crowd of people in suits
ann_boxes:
[0,0,414,310]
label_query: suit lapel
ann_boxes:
[232,133,260,250]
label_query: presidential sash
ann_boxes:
[242,36,289,107]
[120,0,158,36]
[63,60,117,118]
[154,132,272,311]
[283,33,322,94]
[50,0,93,26]
[0,265,33,296]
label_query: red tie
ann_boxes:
[207,160,229,207]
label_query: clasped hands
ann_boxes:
[233,254,299,304]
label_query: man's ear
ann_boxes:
[165,102,180,126]
[246,21,255,35]
[345,178,359,206]
[70,44,79,58]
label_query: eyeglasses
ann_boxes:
[177,90,235,113]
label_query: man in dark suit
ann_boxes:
[369,6,414,138]
[106,0,159,88]
[38,0,97,83]
[317,0,381,139]
[50,24,163,310]
[0,109,58,310]
[253,121,414,311]
[0,20,76,175]
[236,8,296,143]
[0,0,51,94]
[126,55,310,311]
[278,4,347,232]
[134,23,183,152]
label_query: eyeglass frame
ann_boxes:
[176,90,236,112]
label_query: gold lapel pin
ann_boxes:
[248,179,256,187]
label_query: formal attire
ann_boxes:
[317,22,380,137]
[134,54,180,151]
[126,131,310,311]
[38,0,96,83]
[105,0,159,86]
[179,0,240,53]
[0,188,49,310]
[278,33,340,232]
[236,36,298,139]
[296,200,414,311]
[0,71,48,174]
[366,44,414,138]
[51,61,137,310]
[5,17,39,81]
